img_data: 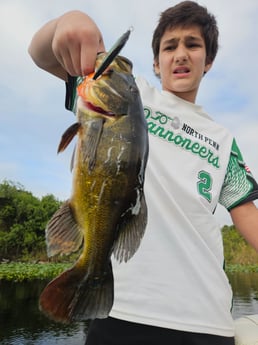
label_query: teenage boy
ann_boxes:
[29,2,258,344]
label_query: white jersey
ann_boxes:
[110,76,258,337]
[66,75,258,337]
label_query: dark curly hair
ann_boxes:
[152,1,219,65]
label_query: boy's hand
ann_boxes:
[52,11,105,77]
[29,10,105,79]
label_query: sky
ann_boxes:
[1,0,258,226]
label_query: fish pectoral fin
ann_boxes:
[83,118,104,171]
[46,201,83,257]
[113,194,148,263]
[58,122,81,153]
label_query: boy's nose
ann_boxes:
[175,55,188,63]
[174,44,189,63]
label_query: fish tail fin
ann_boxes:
[39,262,114,323]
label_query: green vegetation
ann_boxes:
[0,180,62,261]
[0,180,257,281]
[222,224,258,266]
[225,264,258,273]
[0,262,71,281]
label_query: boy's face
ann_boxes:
[154,25,212,103]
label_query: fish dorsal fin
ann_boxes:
[46,201,83,257]
[82,118,104,172]
[112,194,147,263]
[58,123,81,153]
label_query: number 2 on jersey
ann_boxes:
[197,171,212,202]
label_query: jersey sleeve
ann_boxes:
[219,138,258,211]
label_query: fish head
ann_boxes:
[77,53,138,118]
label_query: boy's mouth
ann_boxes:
[173,66,190,74]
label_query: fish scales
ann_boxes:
[39,53,149,323]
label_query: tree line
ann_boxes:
[0,180,257,264]
[0,180,61,261]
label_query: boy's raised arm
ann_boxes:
[28,10,105,80]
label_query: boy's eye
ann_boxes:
[164,45,176,51]
[187,43,200,49]
[186,38,204,49]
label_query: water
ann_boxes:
[228,272,258,319]
[0,273,258,344]
[0,280,87,345]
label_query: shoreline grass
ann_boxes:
[0,262,72,282]
[225,264,258,273]
[0,262,258,282]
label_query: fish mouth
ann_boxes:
[83,100,116,116]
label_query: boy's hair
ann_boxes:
[152,1,219,64]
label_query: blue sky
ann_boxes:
[1,0,258,226]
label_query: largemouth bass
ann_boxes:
[39,53,149,323]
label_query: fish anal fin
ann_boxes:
[39,262,114,323]
[113,194,147,263]
[58,123,81,153]
[46,201,83,257]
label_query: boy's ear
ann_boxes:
[153,59,160,77]
[204,57,213,74]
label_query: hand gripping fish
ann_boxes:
[39,53,149,323]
